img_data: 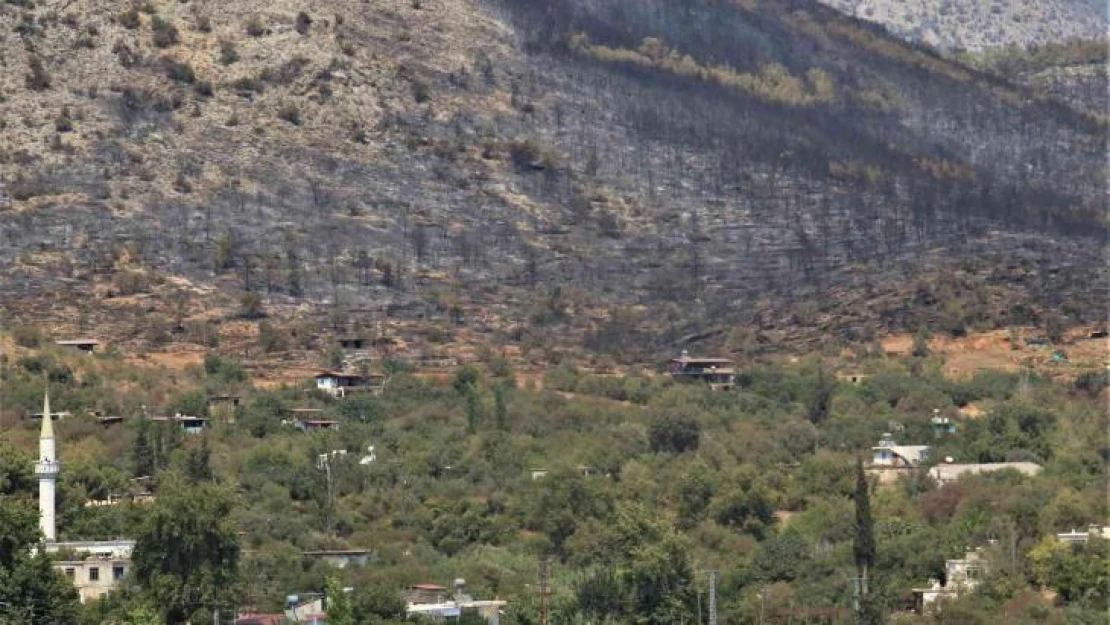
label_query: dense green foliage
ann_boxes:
[0,341,1106,623]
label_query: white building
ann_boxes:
[1057,525,1110,545]
[912,549,985,613]
[929,461,1042,484]
[34,390,136,603]
[871,433,930,467]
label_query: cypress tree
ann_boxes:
[853,458,879,624]
[494,383,509,431]
[133,420,155,478]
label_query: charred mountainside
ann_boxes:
[0,0,1106,362]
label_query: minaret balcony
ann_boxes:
[35,460,60,477]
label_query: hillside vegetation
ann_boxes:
[0,333,1107,623]
[0,0,1106,365]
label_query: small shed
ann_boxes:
[56,339,101,353]
[301,549,370,569]
[150,414,209,434]
[294,419,340,432]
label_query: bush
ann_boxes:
[277,103,300,125]
[119,7,140,29]
[54,107,73,132]
[195,14,211,32]
[162,57,195,83]
[1074,371,1110,397]
[238,292,265,319]
[295,11,311,35]
[411,78,431,103]
[151,16,179,48]
[203,354,248,384]
[648,413,700,454]
[219,40,239,65]
[194,80,213,97]
[25,56,51,91]
[12,324,43,348]
[245,16,266,37]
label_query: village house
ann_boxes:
[929,460,1042,485]
[337,336,368,351]
[302,549,371,568]
[529,465,608,480]
[150,414,209,434]
[314,370,385,398]
[55,338,101,353]
[668,351,736,390]
[912,549,985,613]
[405,579,506,624]
[867,434,930,484]
[1057,524,1110,545]
[931,410,957,437]
[294,419,341,432]
[28,409,72,422]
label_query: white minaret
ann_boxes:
[34,390,60,542]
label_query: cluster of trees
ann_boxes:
[0,335,1106,623]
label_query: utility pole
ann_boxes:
[538,558,550,625]
[705,570,718,625]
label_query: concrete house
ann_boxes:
[668,351,735,390]
[912,550,985,613]
[405,579,506,624]
[314,370,385,398]
[55,339,100,353]
[929,461,1042,485]
[868,434,930,484]
[151,414,209,434]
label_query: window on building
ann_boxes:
[89,567,100,582]
[113,566,125,580]
[64,568,74,578]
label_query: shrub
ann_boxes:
[295,11,311,35]
[54,107,73,132]
[218,40,238,65]
[277,103,300,125]
[25,56,51,91]
[162,57,195,83]
[238,292,265,319]
[245,16,266,37]
[195,14,211,32]
[648,413,700,454]
[411,77,431,103]
[119,7,140,29]
[194,80,213,97]
[12,324,43,348]
[151,16,179,48]
[203,354,248,384]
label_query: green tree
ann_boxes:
[352,583,406,623]
[453,364,481,395]
[648,413,700,454]
[0,443,80,624]
[853,458,880,625]
[133,419,155,478]
[132,478,240,624]
[186,436,212,483]
[240,395,285,438]
[493,383,510,431]
[912,325,931,357]
[805,366,835,425]
[325,576,355,625]
[465,385,484,433]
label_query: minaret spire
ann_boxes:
[35,388,60,542]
